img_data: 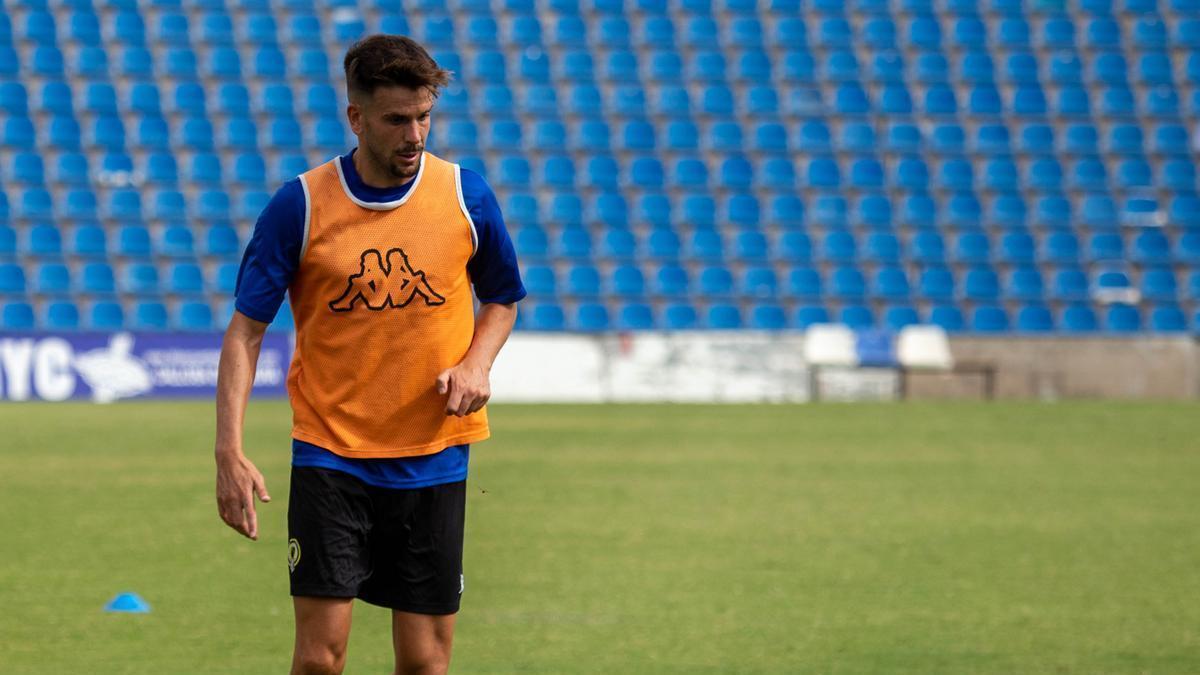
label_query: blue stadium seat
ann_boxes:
[662,303,698,330]
[34,262,70,296]
[608,265,646,299]
[615,303,655,331]
[962,265,1000,301]
[121,262,160,296]
[871,266,910,300]
[25,223,62,258]
[822,50,859,83]
[1148,305,1187,333]
[1136,53,1173,87]
[790,304,828,329]
[1177,232,1200,266]
[1141,268,1178,303]
[1047,266,1088,303]
[167,262,205,297]
[572,302,611,331]
[898,193,936,230]
[42,300,80,330]
[555,226,592,260]
[1005,266,1045,302]
[828,266,865,301]
[206,224,240,260]
[647,228,682,260]
[89,301,125,330]
[1104,303,1141,332]
[112,9,146,45]
[706,303,743,330]
[1,301,35,330]
[1132,229,1171,266]
[855,194,893,231]
[748,304,787,330]
[689,230,725,262]
[971,304,1009,332]
[131,301,169,331]
[15,189,53,222]
[838,304,875,330]
[173,301,214,332]
[888,123,921,154]
[78,262,115,295]
[159,225,195,259]
[1015,304,1054,332]
[1035,13,1074,48]
[870,51,905,83]
[68,223,106,260]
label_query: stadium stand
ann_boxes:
[0,0,1197,332]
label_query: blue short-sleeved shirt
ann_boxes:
[235,150,525,489]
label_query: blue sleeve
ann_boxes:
[234,178,306,323]
[461,168,527,305]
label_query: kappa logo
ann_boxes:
[329,248,446,312]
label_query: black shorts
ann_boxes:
[287,466,466,615]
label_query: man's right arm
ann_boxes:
[215,311,272,540]
[213,177,306,540]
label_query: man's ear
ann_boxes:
[346,99,363,135]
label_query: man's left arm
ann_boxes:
[437,167,527,417]
[436,302,517,417]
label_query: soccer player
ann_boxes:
[214,35,526,675]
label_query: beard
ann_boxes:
[366,143,423,181]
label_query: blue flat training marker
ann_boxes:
[104,592,150,613]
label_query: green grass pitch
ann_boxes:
[1,401,1198,674]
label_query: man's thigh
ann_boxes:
[292,596,354,674]
[392,609,457,674]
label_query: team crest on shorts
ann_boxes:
[288,538,301,573]
[328,248,446,312]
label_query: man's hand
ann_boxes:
[215,452,271,540]
[435,361,491,417]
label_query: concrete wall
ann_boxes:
[905,336,1200,400]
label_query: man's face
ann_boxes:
[347,85,434,182]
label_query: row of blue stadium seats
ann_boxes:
[2,215,1198,266]
[0,260,240,297]
[22,9,1200,60]
[0,9,845,55]
[519,262,1200,301]
[3,255,1198,304]
[0,296,1195,333]
[0,297,283,332]
[4,184,1199,234]
[12,39,1200,94]
[0,222,243,260]
[3,254,1199,307]
[499,191,1199,231]
[0,0,1194,19]
[16,148,1195,205]
[8,79,1200,138]
[514,226,1200,264]
[0,189,263,225]
[515,299,1200,332]
[0,81,345,120]
[1,113,349,154]
[6,118,1200,189]
[12,34,1200,99]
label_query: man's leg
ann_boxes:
[292,596,354,675]
[391,610,457,675]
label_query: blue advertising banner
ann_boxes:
[0,332,291,402]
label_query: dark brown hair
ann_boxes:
[343,34,452,98]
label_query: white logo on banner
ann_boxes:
[74,333,153,403]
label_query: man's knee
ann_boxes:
[292,641,348,675]
[394,649,450,675]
